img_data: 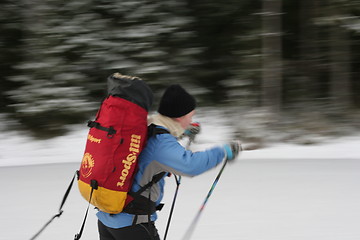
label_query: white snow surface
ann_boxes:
[1,111,360,240]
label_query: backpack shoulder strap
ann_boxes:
[147,123,170,137]
[134,172,167,196]
[132,124,169,196]
[122,124,170,216]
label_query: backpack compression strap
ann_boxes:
[87,120,116,137]
[74,179,98,240]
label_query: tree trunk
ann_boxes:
[261,0,283,112]
[298,0,321,102]
[329,12,352,109]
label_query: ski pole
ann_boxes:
[185,122,200,149]
[181,159,229,240]
[30,171,78,240]
[163,129,198,240]
[163,174,181,240]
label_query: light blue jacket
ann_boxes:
[97,126,225,228]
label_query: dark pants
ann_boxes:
[98,220,160,240]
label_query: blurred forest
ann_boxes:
[0,0,359,140]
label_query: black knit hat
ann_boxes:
[158,84,196,118]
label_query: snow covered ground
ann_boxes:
[1,111,359,240]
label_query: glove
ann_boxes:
[184,122,201,141]
[223,140,242,161]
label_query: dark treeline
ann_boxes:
[0,0,359,138]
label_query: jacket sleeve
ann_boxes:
[152,134,225,176]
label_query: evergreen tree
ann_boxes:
[261,0,282,112]
[6,0,195,137]
[1,0,359,138]
[184,0,262,104]
[7,0,97,137]
[0,1,25,111]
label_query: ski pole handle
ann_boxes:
[185,122,201,147]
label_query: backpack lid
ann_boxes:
[107,73,153,111]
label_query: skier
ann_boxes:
[96,84,241,240]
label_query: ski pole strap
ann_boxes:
[30,171,78,240]
[74,180,98,240]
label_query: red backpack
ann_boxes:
[77,73,153,214]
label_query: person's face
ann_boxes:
[175,110,195,129]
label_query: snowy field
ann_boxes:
[1,110,360,240]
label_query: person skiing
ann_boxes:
[96,84,241,240]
